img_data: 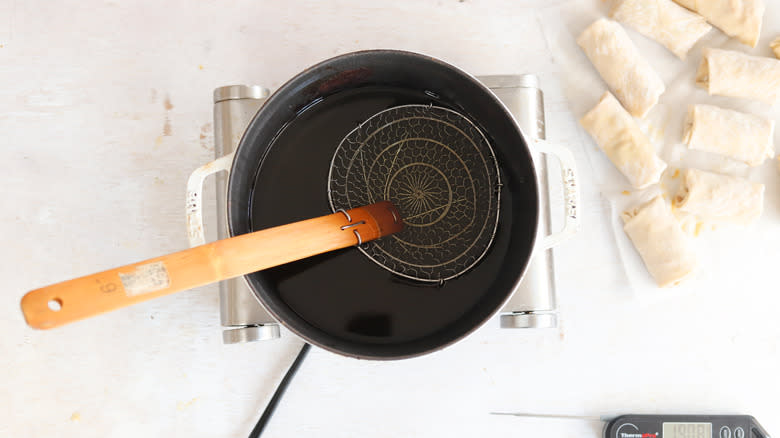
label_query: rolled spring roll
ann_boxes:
[672,0,764,47]
[622,195,698,287]
[771,36,780,59]
[673,168,764,225]
[672,0,695,8]
[577,18,666,118]
[580,92,667,189]
[695,48,780,103]
[683,103,775,166]
[611,0,712,59]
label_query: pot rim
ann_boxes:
[226,49,541,360]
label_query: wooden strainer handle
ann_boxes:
[21,201,402,330]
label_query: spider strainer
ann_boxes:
[328,105,501,282]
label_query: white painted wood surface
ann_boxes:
[2,1,778,437]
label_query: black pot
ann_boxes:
[228,50,544,359]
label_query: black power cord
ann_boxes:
[247,343,311,438]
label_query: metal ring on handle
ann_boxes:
[339,221,366,230]
[335,208,352,222]
[532,140,579,250]
[337,211,366,246]
[186,152,235,247]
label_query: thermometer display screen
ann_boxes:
[663,422,712,438]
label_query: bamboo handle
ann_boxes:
[21,201,403,330]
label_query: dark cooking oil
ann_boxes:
[249,86,513,344]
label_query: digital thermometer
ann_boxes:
[604,415,769,438]
[491,413,770,438]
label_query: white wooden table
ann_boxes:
[2,1,779,437]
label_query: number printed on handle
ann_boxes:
[99,282,118,294]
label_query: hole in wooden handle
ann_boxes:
[48,298,63,312]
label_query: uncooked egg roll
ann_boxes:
[580,92,667,189]
[771,36,780,59]
[672,0,764,47]
[611,0,711,59]
[673,168,764,225]
[695,48,780,103]
[622,195,698,287]
[578,18,666,118]
[683,103,775,166]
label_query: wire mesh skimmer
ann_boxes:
[328,104,501,282]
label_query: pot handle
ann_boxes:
[186,152,234,247]
[533,140,579,250]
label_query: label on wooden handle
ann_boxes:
[118,261,170,296]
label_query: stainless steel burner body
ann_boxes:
[209,75,558,344]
